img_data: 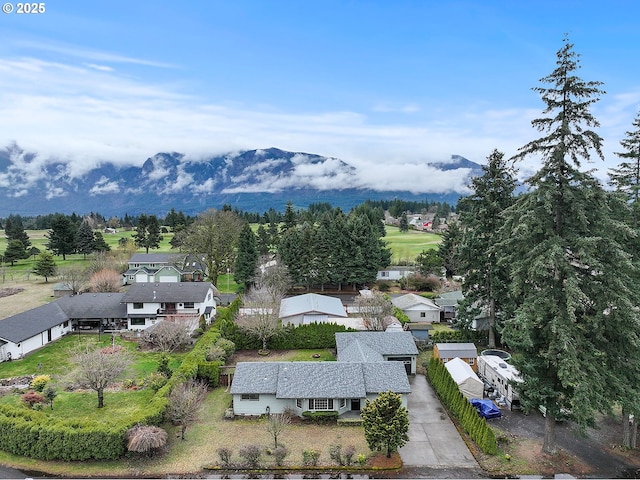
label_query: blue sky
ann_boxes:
[1,0,639,192]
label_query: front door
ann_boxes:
[351,399,361,411]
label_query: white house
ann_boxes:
[121,282,217,331]
[279,293,348,326]
[231,330,417,417]
[376,266,416,281]
[391,293,441,323]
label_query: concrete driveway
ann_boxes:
[399,375,479,470]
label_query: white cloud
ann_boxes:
[0,54,634,194]
[89,176,120,195]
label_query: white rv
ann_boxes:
[476,354,521,410]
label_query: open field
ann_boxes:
[384,226,441,264]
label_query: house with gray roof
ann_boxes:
[391,293,441,323]
[121,282,217,331]
[0,293,126,361]
[434,342,478,372]
[123,253,206,284]
[279,293,348,326]
[230,330,416,417]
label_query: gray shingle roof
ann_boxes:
[121,282,216,303]
[336,340,384,363]
[230,361,410,398]
[0,302,69,343]
[335,331,418,357]
[128,253,181,264]
[391,293,440,310]
[56,293,127,319]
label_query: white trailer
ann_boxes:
[476,354,521,410]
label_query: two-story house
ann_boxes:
[121,282,217,331]
[123,253,206,284]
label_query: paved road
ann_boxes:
[398,375,481,474]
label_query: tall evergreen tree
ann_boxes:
[75,220,96,259]
[280,201,297,235]
[399,212,409,232]
[456,149,517,348]
[234,223,259,289]
[438,221,462,277]
[4,214,31,250]
[133,214,162,253]
[33,251,57,282]
[608,111,640,448]
[4,239,28,266]
[92,231,111,252]
[46,214,76,260]
[255,223,270,256]
[500,36,640,454]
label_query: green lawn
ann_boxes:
[384,226,441,264]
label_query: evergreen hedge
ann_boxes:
[426,357,497,454]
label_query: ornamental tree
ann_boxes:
[361,391,409,458]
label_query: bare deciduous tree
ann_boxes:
[167,380,208,440]
[355,291,394,331]
[141,320,191,353]
[58,265,89,294]
[265,412,291,448]
[89,268,122,292]
[254,254,292,300]
[70,343,131,408]
[236,286,283,351]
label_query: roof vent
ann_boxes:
[499,363,507,368]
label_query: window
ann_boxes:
[63,321,69,328]
[308,398,333,410]
[130,318,146,326]
[381,271,389,277]
[340,398,346,408]
[420,312,426,318]
[296,399,303,408]
[469,358,475,365]
[133,303,144,309]
[184,302,194,308]
[241,394,259,401]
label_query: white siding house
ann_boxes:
[121,282,217,331]
[391,293,441,323]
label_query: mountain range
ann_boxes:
[0,147,483,217]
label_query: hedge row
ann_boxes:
[430,329,486,345]
[426,358,497,454]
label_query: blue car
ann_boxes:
[471,399,502,419]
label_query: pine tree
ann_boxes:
[399,212,409,232]
[234,223,258,289]
[361,391,409,458]
[45,214,76,260]
[33,251,57,282]
[456,149,517,347]
[92,231,111,252]
[256,224,270,256]
[438,221,462,278]
[500,36,640,454]
[280,201,297,235]
[4,214,31,250]
[75,220,96,259]
[4,239,28,266]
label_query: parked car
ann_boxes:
[471,398,502,419]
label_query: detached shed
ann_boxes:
[445,357,484,400]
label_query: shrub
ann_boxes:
[328,443,343,465]
[238,444,262,468]
[144,372,168,392]
[157,354,173,378]
[356,453,367,466]
[343,445,356,466]
[302,448,320,466]
[21,391,46,408]
[30,375,51,392]
[375,280,393,292]
[273,445,289,466]
[126,424,168,453]
[302,410,338,423]
[206,346,226,362]
[217,447,232,467]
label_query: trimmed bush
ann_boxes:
[30,375,51,392]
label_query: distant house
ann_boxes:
[121,282,217,331]
[391,293,441,323]
[279,293,348,326]
[376,266,416,281]
[434,290,464,323]
[406,322,433,343]
[123,253,205,284]
[231,330,415,417]
[433,342,478,372]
